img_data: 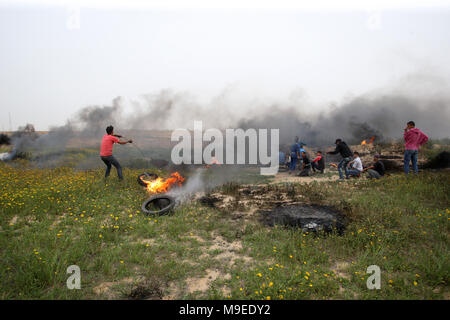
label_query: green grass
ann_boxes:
[0,161,448,300]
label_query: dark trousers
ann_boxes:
[299,164,311,176]
[367,169,381,179]
[101,155,123,180]
[289,154,298,171]
[311,162,324,173]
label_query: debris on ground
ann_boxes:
[259,204,347,234]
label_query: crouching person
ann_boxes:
[345,152,363,179]
[298,151,311,176]
[327,139,353,180]
[363,154,385,179]
[311,151,325,174]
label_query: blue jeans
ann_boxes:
[101,155,123,180]
[338,157,351,179]
[346,169,361,179]
[404,149,418,174]
[289,153,298,171]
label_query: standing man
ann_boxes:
[327,139,353,180]
[403,121,428,175]
[100,125,132,181]
[289,137,300,174]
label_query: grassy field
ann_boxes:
[0,161,448,300]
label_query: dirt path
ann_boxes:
[269,171,339,184]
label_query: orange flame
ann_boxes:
[143,172,184,193]
[361,136,375,145]
[205,156,221,168]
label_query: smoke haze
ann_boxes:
[4,72,450,167]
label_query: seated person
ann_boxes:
[346,151,363,179]
[311,151,325,174]
[363,155,385,179]
[298,151,311,176]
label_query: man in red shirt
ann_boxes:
[100,125,132,180]
[311,151,325,174]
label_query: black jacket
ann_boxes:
[329,141,352,158]
[317,156,325,170]
[374,161,385,176]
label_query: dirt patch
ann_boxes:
[93,277,141,299]
[331,261,351,280]
[207,235,252,265]
[185,269,223,294]
[164,268,231,299]
[163,282,182,300]
[270,171,339,184]
[93,276,164,300]
[9,216,18,226]
[139,238,157,246]
[209,235,242,251]
[187,234,206,243]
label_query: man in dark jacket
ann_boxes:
[326,139,352,180]
[289,137,305,174]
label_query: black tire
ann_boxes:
[137,172,158,186]
[142,194,176,215]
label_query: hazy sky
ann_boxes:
[1,1,450,130]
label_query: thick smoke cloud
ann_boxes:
[240,93,450,147]
[4,72,450,167]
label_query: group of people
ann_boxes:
[101,121,428,181]
[278,137,326,176]
[279,121,428,180]
[329,145,386,180]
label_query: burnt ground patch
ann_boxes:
[123,278,165,300]
[259,204,348,235]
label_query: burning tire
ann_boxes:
[137,172,158,186]
[142,194,176,215]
